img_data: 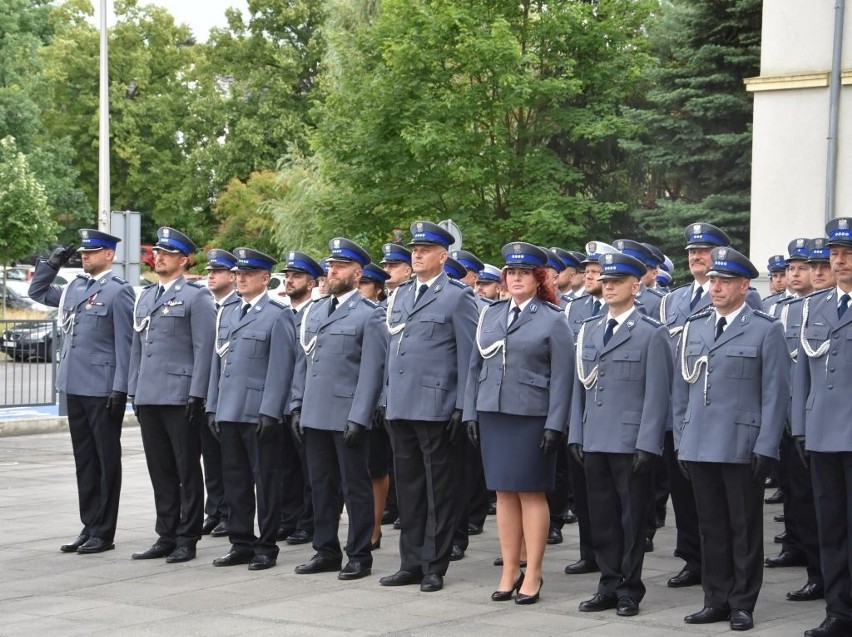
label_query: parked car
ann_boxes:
[1,310,58,361]
[3,281,53,313]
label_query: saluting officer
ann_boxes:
[129,227,215,564]
[29,229,135,554]
[288,238,387,580]
[568,252,672,617]
[674,247,788,632]
[201,249,239,539]
[381,220,478,593]
[793,218,852,637]
[207,248,297,571]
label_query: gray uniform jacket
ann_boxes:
[29,261,134,396]
[129,276,216,405]
[791,289,852,451]
[385,273,478,422]
[290,293,388,431]
[762,290,787,314]
[462,298,574,432]
[636,284,663,319]
[672,305,789,463]
[564,294,606,336]
[567,310,672,455]
[208,294,296,424]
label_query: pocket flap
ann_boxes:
[581,349,597,362]
[243,331,267,341]
[806,325,830,341]
[622,410,641,425]
[246,378,265,390]
[421,313,446,324]
[330,325,356,335]
[613,350,641,362]
[419,375,449,390]
[163,306,186,317]
[686,343,704,356]
[166,362,192,376]
[88,305,108,316]
[518,368,549,389]
[734,411,760,427]
[726,346,757,358]
[90,357,115,366]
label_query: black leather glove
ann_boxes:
[793,435,808,468]
[343,421,366,447]
[290,410,304,447]
[445,408,464,445]
[106,391,127,419]
[751,453,777,484]
[47,244,77,269]
[256,414,279,442]
[568,442,584,467]
[540,429,563,455]
[677,459,690,480]
[185,396,206,426]
[207,412,220,440]
[372,405,386,432]
[465,420,479,448]
[632,449,657,476]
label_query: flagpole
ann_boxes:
[98,0,110,232]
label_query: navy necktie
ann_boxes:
[715,316,727,341]
[85,278,96,292]
[415,284,429,305]
[328,296,339,317]
[690,286,704,311]
[603,318,617,345]
[154,285,164,302]
[839,294,850,320]
[591,300,602,317]
[240,303,250,319]
[508,306,521,328]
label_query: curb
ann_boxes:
[0,414,140,438]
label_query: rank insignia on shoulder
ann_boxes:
[268,299,287,309]
[641,315,662,326]
[544,301,562,311]
[686,308,713,322]
[111,275,126,284]
[753,310,775,321]
[361,298,379,308]
[447,279,466,289]
[186,280,204,289]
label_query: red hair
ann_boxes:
[501,266,558,305]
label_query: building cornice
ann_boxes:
[745,70,852,92]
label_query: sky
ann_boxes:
[100,0,249,41]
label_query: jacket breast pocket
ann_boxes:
[78,304,109,331]
[611,350,642,381]
[724,345,758,378]
[845,332,852,360]
[418,313,447,340]
[804,324,829,345]
[157,305,186,333]
[242,331,268,359]
[325,324,357,354]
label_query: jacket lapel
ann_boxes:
[231,294,267,333]
[710,307,750,350]
[407,272,447,318]
[319,291,359,328]
[507,299,537,335]
[600,309,639,354]
[152,275,185,313]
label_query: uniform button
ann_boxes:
[828,385,834,390]
[832,350,838,356]
[598,387,604,391]
[600,357,606,362]
[598,372,605,378]
[707,368,713,372]
[399,370,403,374]
[400,352,405,356]
[147,353,152,357]
[709,353,715,359]
[596,402,603,406]
[404,333,409,338]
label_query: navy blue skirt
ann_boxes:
[479,412,556,492]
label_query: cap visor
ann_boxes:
[153,245,183,255]
[706,270,740,279]
[77,246,105,252]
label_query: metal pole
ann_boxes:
[825,0,845,224]
[98,0,110,232]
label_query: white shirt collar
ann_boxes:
[159,277,180,293]
[715,302,746,328]
[89,269,112,281]
[415,273,442,295]
[509,297,533,314]
[293,298,312,313]
[334,288,359,307]
[605,306,635,327]
[836,286,852,303]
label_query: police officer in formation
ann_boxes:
[129,227,215,564]
[290,238,387,580]
[474,264,504,301]
[207,247,297,570]
[29,229,135,554]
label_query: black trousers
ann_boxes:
[664,431,701,574]
[220,421,283,557]
[138,405,203,545]
[585,452,653,602]
[388,419,459,576]
[811,452,852,619]
[453,437,471,551]
[567,447,595,562]
[200,419,228,521]
[304,427,374,564]
[66,394,123,542]
[280,420,313,534]
[547,444,570,530]
[780,432,822,583]
[688,462,764,612]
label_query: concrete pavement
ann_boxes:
[0,427,825,635]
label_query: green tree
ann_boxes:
[209,170,283,258]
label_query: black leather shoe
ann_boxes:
[285,529,312,545]
[276,526,295,542]
[468,522,483,535]
[617,596,639,616]
[564,559,598,575]
[774,513,785,523]
[764,474,777,489]
[774,531,787,544]
[60,534,89,553]
[393,517,402,530]
[730,609,753,631]
[381,509,397,525]
[684,607,729,624]
[787,581,825,602]
[248,554,276,571]
[515,577,542,605]
[765,489,784,505]
[380,570,422,587]
[644,538,654,553]
[579,593,617,612]
[77,537,114,554]
[420,573,443,592]
[132,541,175,560]
[491,572,524,602]
[450,545,465,561]
[295,554,341,574]
[765,550,807,568]
[547,528,563,545]
[338,561,371,580]
[165,545,196,563]
[210,520,229,537]
[488,502,497,516]
[202,517,220,535]
[212,549,254,567]
[494,557,527,568]
[564,508,577,524]
[805,617,852,636]
[667,568,701,588]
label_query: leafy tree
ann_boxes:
[208,170,283,259]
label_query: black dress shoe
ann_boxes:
[488,502,497,516]
[765,550,807,568]
[338,561,371,580]
[787,581,825,602]
[381,509,398,525]
[420,573,443,592]
[494,557,527,568]
[774,531,787,544]
[764,474,777,489]
[805,617,852,636]
[644,538,654,552]
[165,545,196,563]
[579,593,617,612]
[547,528,563,545]
[132,541,175,560]
[765,489,784,505]
[202,517,220,535]
[212,549,254,567]
[774,513,785,523]
[393,517,402,530]
[468,522,483,535]
[515,577,542,605]
[380,570,422,587]
[491,572,524,602]
[450,545,465,561]
[210,520,229,537]
[248,554,276,571]
[295,554,341,574]
[286,529,313,545]
[730,609,753,631]
[60,534,89,553]
[617,596,639,616]
[564,508,577,524]
[77,537,115,554]
[667,568,701,588]
[276,526,295,542]
[564,559,598,575]
[684,607,730,624]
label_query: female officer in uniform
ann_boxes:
[464,242,574,604]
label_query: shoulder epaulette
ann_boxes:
[267,298,288,310]
[186,280,204,289]
[478,297,494,306]
[543,301,562,311]
[645,287,665,298]
[143,282,156,289]
[490,298,508,306]
[361,298,379,308]
[397,279,414,288]
[752,309,776,321]
[669,282,692,293]
[448,279,467,289]
[641,314,662,326]
[580,314,603,324]
[805,288,833,300]
[111,275,127,284]
[685,308,713,323]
